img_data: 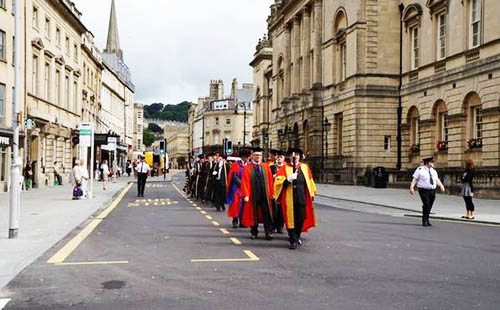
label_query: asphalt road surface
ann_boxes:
[2,175,500,310]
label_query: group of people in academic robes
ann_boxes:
[186,147,317,250]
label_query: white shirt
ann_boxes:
[101,163,110,175]
[412,165,438,190]
[136,162,151,174]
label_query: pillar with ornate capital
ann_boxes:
[303,7,311,91]
[293,16,301,95]
[313,0,322,87]
[284,24,292,98]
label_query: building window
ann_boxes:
[0,30,5,61]
[32,55,39,95]
[65,75,70,110]
[411,27,419,69]
[340,42,347,81]
[32,6,39,29]
[440,112,449,142]
[45,17,50,39]
[437,13,447,60]
[226,118,231,125]
[73,80,77,112]
[214,134,220,145]
[74,43,78,62]
[215,117,219,126]
[65,36,70,54]
[335,113,343,155]
[470,0,481,48]
[44,62,50,100]
[55,69,60,106]
[137,111,142,119]
[411,117,419,145]
[0,0,4,9]
[384,136,391,151]
[137,124,142,132]
[472,106,482,139]
[0,83,4,126]
[56,27,61,47]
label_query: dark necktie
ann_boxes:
[429,170,434,185]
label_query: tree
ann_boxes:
[143,101,191,122]
[143,129,155,147]
[147,123,163,133]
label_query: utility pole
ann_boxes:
[9,0,23,238]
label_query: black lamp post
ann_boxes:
[322,117,332,181]
[234,102,248,148]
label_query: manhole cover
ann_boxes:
[101,280,126,290]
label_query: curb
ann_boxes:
[404,214,500,226]
[316,194,428,214]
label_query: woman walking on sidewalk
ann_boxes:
[460,160,476,219]
[101,160,110,190]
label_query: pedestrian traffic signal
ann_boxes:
[226,140,233,154]
[159,140,165,154]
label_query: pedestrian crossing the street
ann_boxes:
[128,198,178,208]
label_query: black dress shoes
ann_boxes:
[265,233,273,241]
[422,222,428,227]
[289,242,298,250]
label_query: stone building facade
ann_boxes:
[0,0,137,190]
[252,0,500,197]
[0,0,26,190]
[133,103,144,153]
[188,79,254,156]
[166,126,189,169]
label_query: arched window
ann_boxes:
[255,87,261,125]
[432,100,448,143]
[334,9,348,82]
[408,106,420,147]
[463,92,482,145]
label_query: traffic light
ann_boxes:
[226,140,233,154]
[159,140,165,155]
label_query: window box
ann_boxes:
[467,138,482,150]
[410,144,420,154]
[436,140,448,151]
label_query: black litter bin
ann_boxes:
[373,166,388,188]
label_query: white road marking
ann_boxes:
[0,298,11,309]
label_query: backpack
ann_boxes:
[73,185,83,199]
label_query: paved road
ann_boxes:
[2,175,500,310]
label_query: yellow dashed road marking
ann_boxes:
[212,221,220,227]
[230,237,242,245]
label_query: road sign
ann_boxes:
[79,123,92,145]
[107,137,117,151]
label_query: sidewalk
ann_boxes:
[0,176,133,291]
[316,184,500,225]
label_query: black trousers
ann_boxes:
[273,201,284,231]
[287,204,306,243]
[418,188,436,223]
[463,196,475,212]
[213,180,226,210]
[251,195,273,235]
[137,173,147,195]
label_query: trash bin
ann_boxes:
[373,166,388,188]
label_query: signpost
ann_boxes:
[79,123,94,198]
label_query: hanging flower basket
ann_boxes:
[467,138,482,149]
[410,144,420,153]
[436,140,448,151]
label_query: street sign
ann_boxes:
[107,137,117,151]
[24,118,36,130]
[79,122,92,145]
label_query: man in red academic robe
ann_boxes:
[274,148,317,250]
[241,147,275,240]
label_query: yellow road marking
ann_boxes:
[196,207,202,210]
[230,237,242,245]
[54,260,129,266]
[193,204,197,207]
[212,221,220,226]
[205,215,213,220]
[220,228,230,235]
[47,183,133,264]
[200,211,207,215]
[190,250,259,263]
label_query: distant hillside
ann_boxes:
[144,101,190,122]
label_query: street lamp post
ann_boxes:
[322,117,332,182]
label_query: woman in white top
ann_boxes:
[101,160,110,190]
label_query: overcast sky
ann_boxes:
[73,0,273,105]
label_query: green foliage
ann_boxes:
[143,129,155,147]
[144,101,191,122]
[147,123,163,133]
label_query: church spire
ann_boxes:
[104,0,123,60]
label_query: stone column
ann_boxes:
[313,0,322,87]
[303,7,311,91]
[284,24,292,98]
[293,16,301,95]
